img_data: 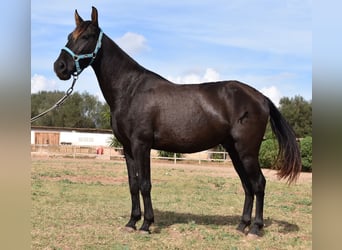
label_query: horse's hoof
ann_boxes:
[138,229,151,235]
[235,228,246,236]
[246,233,260,240]
[236,225,249,236]
[123,226,136,233]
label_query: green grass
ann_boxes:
[32,159,312,249]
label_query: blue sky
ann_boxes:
[31,0,312,105]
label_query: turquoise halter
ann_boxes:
[62,29,103,75]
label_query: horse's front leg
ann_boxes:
[139,169,154,233]
[133,142,154,233]
[124,152,141,231]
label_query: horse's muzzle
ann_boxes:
[54,59,72,80]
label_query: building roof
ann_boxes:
[31,125,112,134]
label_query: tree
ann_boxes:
[279,96,312,138]
[259,95,312,172]
[31,91,111,129]
[31,91,66,126]
[98,104,111,129]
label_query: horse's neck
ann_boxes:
[91,34,147,106]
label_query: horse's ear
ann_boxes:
[91,6,98,27]
[74,10,84,27]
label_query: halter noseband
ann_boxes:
[62,29,103,75]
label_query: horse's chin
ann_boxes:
[55,72,72,81]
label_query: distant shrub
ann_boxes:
[158,151,182,159]
[259,136,312,172]
[108,136,122,148]
[300,136,312,172]
[259,139,279,169]
[210,145,226,160]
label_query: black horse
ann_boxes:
[54,7,301,237]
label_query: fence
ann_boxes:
[31,144,230,164]
[154,151,230,164]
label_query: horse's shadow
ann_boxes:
[153,209,299,234]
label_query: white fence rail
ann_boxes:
[154,152,230,164]
[31,144,231,164]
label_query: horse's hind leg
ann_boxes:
[250,169,266,236]
[224,140,266,236]
[225,145,253,233]
[241,155,266,236]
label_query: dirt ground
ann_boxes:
[151,160,312,184]
[33,157,312,184]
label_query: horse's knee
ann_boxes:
[140,181,152,196]
[129,177,139,194]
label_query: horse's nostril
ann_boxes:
[54,60,67,74]
[58,61,66,70]
[54,59,70,80]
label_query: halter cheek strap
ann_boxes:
[62,29,103,75]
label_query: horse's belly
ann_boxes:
[152,125,228,153]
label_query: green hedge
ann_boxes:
[259,139,279,169]
[259,136,312,172]
[158,150,182,159]
[300,136,312,172]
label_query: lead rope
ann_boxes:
[30,74,78,123]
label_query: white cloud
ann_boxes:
[31,74,57,93]
[260,86,282,106]
[203,68,220,82]
[168,68,221,84]
[168,69,282,105]
[115,32,149,55]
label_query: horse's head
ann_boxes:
[54,6,103,80]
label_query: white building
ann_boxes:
[31,126,113,147]
[31,126,230,162]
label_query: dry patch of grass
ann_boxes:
[32,158,311,249]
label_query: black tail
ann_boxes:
[267,98,302,183]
